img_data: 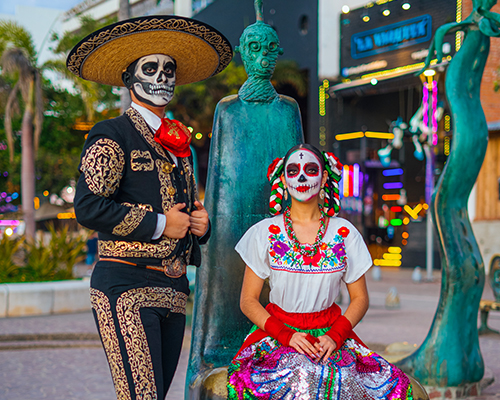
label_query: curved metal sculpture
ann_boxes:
[397,0,500,387]
[186,1,304,398]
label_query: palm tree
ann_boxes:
[0,20,43,241]
[48,15,118,124]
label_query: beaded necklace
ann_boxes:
[283,206,328,256]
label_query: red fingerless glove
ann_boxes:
[325,315,352,351]
[264,315,297,346]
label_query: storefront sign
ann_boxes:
[340,0,457,80]
[351,15,432,59]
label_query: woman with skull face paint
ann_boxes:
[227,144,414,399]
[66,15,232,400]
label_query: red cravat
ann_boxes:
[154,118,192,157]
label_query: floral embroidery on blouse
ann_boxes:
[338,226,350,238]
[267,224,347,274]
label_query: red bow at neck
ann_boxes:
[154,118,192,158]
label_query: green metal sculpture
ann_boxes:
[186,1,304,397]
[396,0,500,387]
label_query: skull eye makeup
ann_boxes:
[286,163,300,178]
[304,163,320,177]
[142,62,158,76]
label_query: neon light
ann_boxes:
[383,168,403,176]
[319,85,326,116]
[422,203,429,210]
[444,136,450,156]
[402,232,409,239]
[374,259,402,267]
[353,164,360,197]
[382,194,401,201]
[383,253,402,260]
[335,132,364,141]
[432,81,438,145]
[365,131,394,139]
[57,212,76,220]
[390,219,403,226]
[0,220,20,226]
[403,217,410,225]
[390,206,402,212]
[388,246,402,254]
[404,204,423,219]
[343,165,349,197]
[423,82,429,130]
[348,166,354,197]
[383,182,403,190]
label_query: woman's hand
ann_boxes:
[316,335,337,363]
[289,332,321,359]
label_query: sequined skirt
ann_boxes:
[227,331,413,400]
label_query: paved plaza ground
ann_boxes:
[0,267,499,399]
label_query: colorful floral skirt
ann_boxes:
[227,326,413,400]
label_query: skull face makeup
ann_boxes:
[124,54,176,107]
[285,150,323,202]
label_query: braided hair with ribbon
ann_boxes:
[266,144,343,216]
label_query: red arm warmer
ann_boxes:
[264,316,319,346]
[325,315,352,351]
[264,315,297,346]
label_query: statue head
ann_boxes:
[235,0,283,79]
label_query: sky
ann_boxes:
[0,0,82,15]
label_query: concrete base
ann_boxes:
[0,279,91,317]
[424,370,495,399]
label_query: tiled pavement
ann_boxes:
[0,267,499,400]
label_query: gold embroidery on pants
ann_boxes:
[112,207,148,237]
[81,138,125,197]
[98,238,175,259]
[130,150,154,172]
[116,287,188,399]
[90,288,131,400]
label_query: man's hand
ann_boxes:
[190,201,209,237]
[163,203,190,239]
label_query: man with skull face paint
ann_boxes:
[67,16,232,399]
[227,145,414,398]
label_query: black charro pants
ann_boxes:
[90,261,189,400]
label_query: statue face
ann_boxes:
[130,54,176,107]
[240,29,281,78]
[285,150,323,202]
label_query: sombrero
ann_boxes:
[66,15,233,87]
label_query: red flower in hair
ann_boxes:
[267,157,283,181]
[269,225,281,234]
[338,226,350,238]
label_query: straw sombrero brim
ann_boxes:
[66,15,233,87]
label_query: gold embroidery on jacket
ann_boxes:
[121,202,154,212]
[130,150,154,171]
[126,108,168,159]
[81,138,125,197]
[90,288,131,400]
[112,207,148,237]
[116,287,188,399]
[98,239,175,259]
[156,159,177,213]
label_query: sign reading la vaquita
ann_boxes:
[351,15,432,59]
[339,0,457,80]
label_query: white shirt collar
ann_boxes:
[130,101,178,165]
[131,101,162,131]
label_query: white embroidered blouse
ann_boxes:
[235,214,372,313]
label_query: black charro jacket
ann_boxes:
[74,107,209,273]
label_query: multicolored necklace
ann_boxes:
[283,206,328,256]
